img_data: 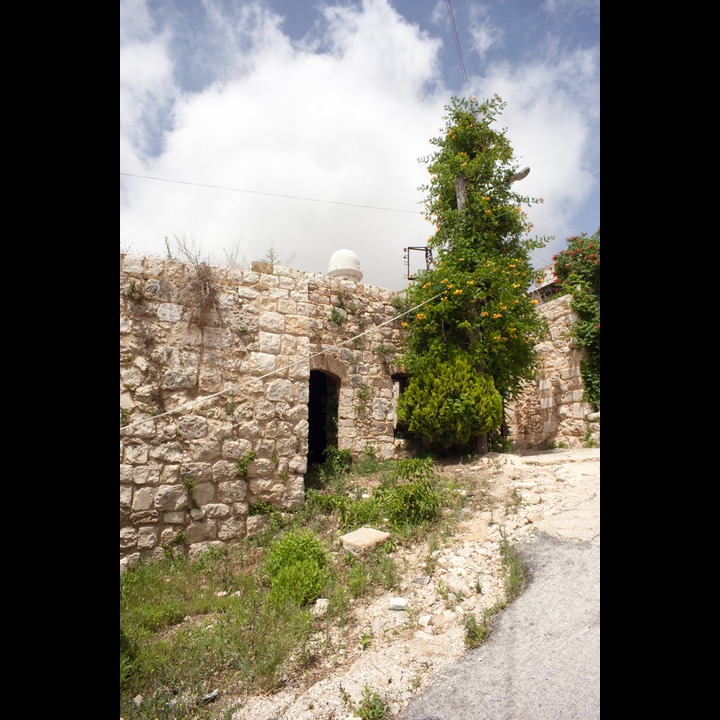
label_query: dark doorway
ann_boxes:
[391,371,410,439]
[307,370,340,469]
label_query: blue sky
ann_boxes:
[120,0,599,291]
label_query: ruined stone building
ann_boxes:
[120,250,597,568]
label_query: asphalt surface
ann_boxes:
[399,454,600,720]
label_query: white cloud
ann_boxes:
[120,0,599,287]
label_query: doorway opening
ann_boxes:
[307,370,340,473]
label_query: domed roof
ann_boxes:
[326,248,363,280]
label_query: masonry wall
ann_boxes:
[120,254,596,569]
[504,293,599,449]
[120,254,408,569]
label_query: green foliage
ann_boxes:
[123,280,144,302]
[236,450,256,477]
[500,535,525,600]
[463,612,489,649]
[349,685,391,720]
[553,228,600,410]
[264,530,329,606]
[249,500,275,516]
[181,475,199,509]
[375,475,444,530]
[397,352,503,455]
[330,306,345,325]
[354,444,383,475]
[397,95,550,454]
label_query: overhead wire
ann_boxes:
[445,0,471,98]
[120,172,420,215]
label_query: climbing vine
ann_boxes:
[553,228,600,410]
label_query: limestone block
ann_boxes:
[259,332,282,354]
[181,462,213,483]
[218,480,247,504]
[137,527,159,550]
[164,512,185,524]
[193,482,215,506]
[178,415,209,439]
[120,486,133,509]
[250,352,276,375]
[132,487,155,511]
[218,517,245,540]
[186,519,217,543]
[267,378,293,402]
[157,303,183,322]
[259,311,285,333]
[205,503,231,518]
[211,460,237,483]
[237,285,260,300]
[120,527,138,550]
[339,527,391,556]
[125,444,149,465]
[188,440,221,462]
[154,485,187,512]
[133,466,160,486]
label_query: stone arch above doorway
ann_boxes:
[309,352,347,381]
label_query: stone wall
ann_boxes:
[504,293,599,449]
[120,254,408,569]
[120,254,596,568]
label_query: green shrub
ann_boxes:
[268,558,329,606]
[376,476,444,530]
[397,352,503,455]
[264,530,329,606]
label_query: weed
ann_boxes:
[120,408,129,427]
[249,500,274,516]
[181,475,199,509]
[375,343,396,361]
[359,631,373,651]
[464,612,489,649]
[330,307,345,325]
[264,530,329,606]
[500,533,525,601]
[123,280,144,302]
[236,450,256,477]
[505,487,523,513]
[353,685,391,720]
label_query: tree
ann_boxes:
[553,228,600,410]
[397,95,550,454]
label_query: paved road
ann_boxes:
[399,452,600,720]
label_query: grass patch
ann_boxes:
[120,453,524,719]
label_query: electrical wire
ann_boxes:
[445,0,471,98]
[120,172,421,215]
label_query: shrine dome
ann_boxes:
[326,249,363,281]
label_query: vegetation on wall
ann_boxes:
[553,228,600,410]
[397,95,550,454]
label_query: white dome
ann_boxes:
[326,249,363,280]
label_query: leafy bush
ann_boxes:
[376,476,444,530]
[264,530,328,606]
[397,352,503,454]
[553,229,600,409]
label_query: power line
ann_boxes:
[120,172,421,215]
[445,0,471,98]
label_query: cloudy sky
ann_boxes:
[120,0,599,291]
